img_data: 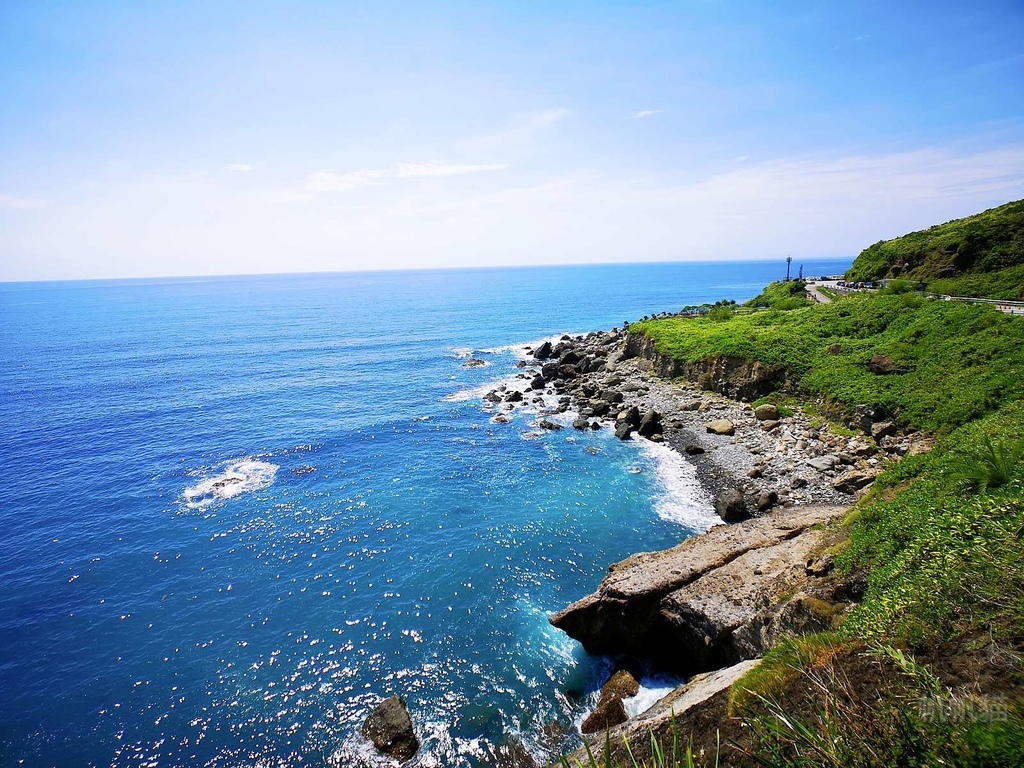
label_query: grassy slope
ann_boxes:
[608,298,1024,767]
[846,199,1024,299]
[631,293,1024,433]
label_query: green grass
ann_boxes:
[847,199,1024,285]
[838,404,1024,645]
[744,280,810,310]
[927,264,1024,301]
[631,293,1024,433]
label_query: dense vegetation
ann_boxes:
[846,199,1024,299]
[581,293,1024,766]
[633,292,1024,433]
[744,280,810,310]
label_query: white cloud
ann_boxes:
[3,141,1023,280]
[224,163,251,172]
[0,194,46,210]
[307,161,508,192]
[631,109,662,119]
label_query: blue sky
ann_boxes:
[1,1,1023,280]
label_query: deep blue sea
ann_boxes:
[0,260,849,767]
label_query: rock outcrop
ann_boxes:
[563,659,762,767]
[363,695,419,761]
[549,505,847,673]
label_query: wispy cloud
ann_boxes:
[224,163,251,172]
[631,109,662,119]
[0,194,47,210]
[307,161,508,192]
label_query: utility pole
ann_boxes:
[785,255,792,281]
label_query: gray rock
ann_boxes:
[529,375,545,390]
[871,421,897,440]
[637,409,663,437]
[614,422,634,440]
[714,489,746,522]
[760,419,781,431]
[753,403,779,420]
[755,489,779,511]
[573,418,591,430]
[805,455,838,472]
[363,695,419,760]
[683,444,705,455]
[616,406,641,428]
[537,419,563,431]
[533,341,553,360]
[832,469,882,494]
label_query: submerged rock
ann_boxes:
[362,695,419,760]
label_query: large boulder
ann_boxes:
[614,422,634,440]
[533,341,553,360]
[559,350,581,366]
[616,405,641,428]
[580,698,628,734]
[714,489,746,522]
[529,375,545,391]
[832,469,882,494]
[705,419,735,435]
[753,403,779,421]
[637,409,663,438]
[363,695,419,760]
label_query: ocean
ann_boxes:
[0,260,849,767]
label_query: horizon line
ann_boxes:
[0,255,854,287]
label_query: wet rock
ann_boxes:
[362,695,419,761]
[537,420,563,431]
[505,391,523,403]
[715,488,746,522]
[463,358,488,368]
[614,422,634,440]
[493,415,510,424]
[637,409,663,438]
[530,375,545,390]
[573,418,591,430]
[616,406,641,428]
[753,404,779,421]
[600,669,640,702]
[533,341,553,360]
[705,419,735,435]
[580,697,628,734]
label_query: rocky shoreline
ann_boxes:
[473,324,928,765]
[364,324,931,765]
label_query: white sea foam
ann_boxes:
[625,673,685,718]
[637,439,720,531]
[182,459,278,508]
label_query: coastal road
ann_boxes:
[805,281,833,304]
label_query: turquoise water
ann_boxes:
[0,261,849,766]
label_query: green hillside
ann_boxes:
[846,199,1024,299]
